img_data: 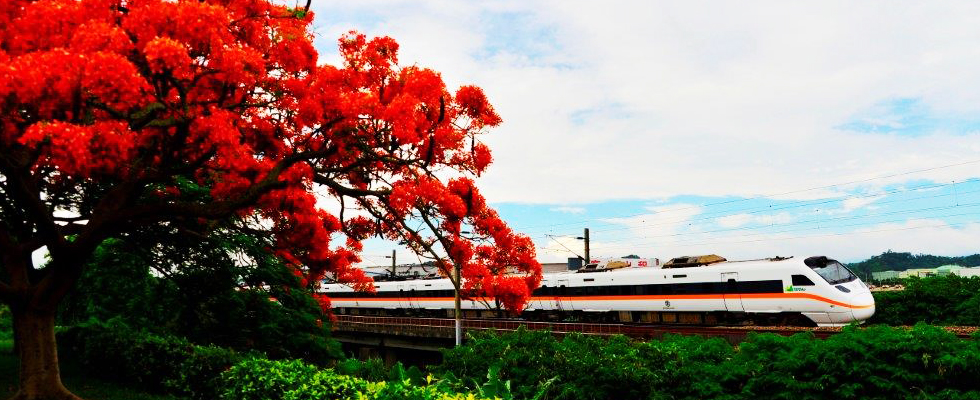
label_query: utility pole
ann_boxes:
[584,227,590,264]
[389,249,396,277]
[454,262,462,346]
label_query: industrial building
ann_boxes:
[871,265,980,280]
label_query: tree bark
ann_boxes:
[8,307,81,400]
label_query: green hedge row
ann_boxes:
[58,320,243,399]
[0,305,11,352]
[870,275,980,325]
[222,357,498,400]
[437,325,980,400]
[57,321,496,400]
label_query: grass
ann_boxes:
[0,329,181,400]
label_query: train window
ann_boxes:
[584,278,595,282]
[811,261,858,285]
[672,274,687,278]
[792,275,815,286]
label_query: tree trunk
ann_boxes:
[8,308,81,400]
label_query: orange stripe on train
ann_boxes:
[331,292,873,309]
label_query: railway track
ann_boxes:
[332,315,977,342]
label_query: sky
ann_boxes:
[308,0,980,265]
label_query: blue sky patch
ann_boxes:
[838,98,980,136]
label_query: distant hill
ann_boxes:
[847,251,980,277]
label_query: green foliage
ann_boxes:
[436,327,735,400]
[0,304,11,347]
[60,227,342,364]
[335,357,391,382]
[436,325,980,400]
[389,362,428,387]
[0,350,181,400]
[0,303,11,331]
[58,319,243,399]
[726,325,980,400]
[220,358,494,400]
[848,250,980,276]
[219,358,367,400]
[369,380,492,400]
[870,275,980,325]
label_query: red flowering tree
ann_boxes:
[0,0,540,398]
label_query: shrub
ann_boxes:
[0,304,10,332]
[370,380,496,400]
[219,358,362,400]
[870,275,980,325]
[0,304,11,352]
[220,358,493,400]
[58,319,243,399]
[60,234,343,366]
[335,357,391,382]
[436,325,980,400]
[167,344,244,399]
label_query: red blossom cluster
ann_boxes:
[0,0,540,317]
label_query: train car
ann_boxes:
[322,255,875,327]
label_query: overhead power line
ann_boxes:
[512,158,980,234]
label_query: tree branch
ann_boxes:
[0,281,14,304]
[313,176,387,197]
[0,154,65,250]
[0,228,29,303]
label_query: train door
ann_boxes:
[407,287,419,311]
[395,285,406,310]
[396,285,416,310]
[721,272,744,312]
[556,279,570,311]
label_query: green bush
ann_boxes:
[60,234,343,365]
[0,304,10,332]
[436,325,980,400]
[870,275,980,325]
[0,304,11,337]
[220,358,494,400]
[0,304,11,352]
[335,357,391,382]
[219,358,364,400]
[167,344,244,399]
[58,320,243,399]
[370,380,497,400]
[722,324,980,400]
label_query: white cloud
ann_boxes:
[715,214,753,228]
[309,1,980,262]
[550,206,586,214]
[715,212,794,228]
[583,218,980,263]
[837,195,886,214]
[311,1,980,205]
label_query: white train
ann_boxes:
[322,255,875,327]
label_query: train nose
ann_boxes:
[850,291,875,322]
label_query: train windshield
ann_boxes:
[811,261,858,285]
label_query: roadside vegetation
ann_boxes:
[870,275,980,326]
[437,326,980,400]
[53,318,980,400]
